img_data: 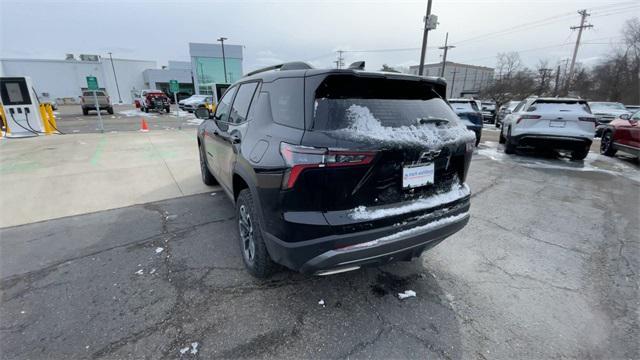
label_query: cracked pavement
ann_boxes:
[1,143,638,359]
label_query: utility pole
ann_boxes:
[553,64,561,96]
[566,10,592,94]
[217,37,228,83]
[418,0,433,75]
[439,32,455,77]
[335,50,345,69]
[107,52,122,103]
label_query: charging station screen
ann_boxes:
[0,78,32,105]
[6,83,24,103]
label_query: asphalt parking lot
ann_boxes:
[1,122,639,359]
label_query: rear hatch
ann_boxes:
[283,74,475,229]
[520,99,595,135]
[450,101,483,127]
[82,91,109,105]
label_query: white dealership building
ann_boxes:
[409,61,495,98]
[0,55,156,104]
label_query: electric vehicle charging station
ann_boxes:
[0,77,45,137]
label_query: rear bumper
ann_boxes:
[263,196,470,274]
[512,134,591,151]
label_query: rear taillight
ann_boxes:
[579,117,597,122]
[279,142,376,190]
[516,115,541,124]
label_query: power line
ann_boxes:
[566,9,593,94]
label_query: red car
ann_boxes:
[600,111,640,157]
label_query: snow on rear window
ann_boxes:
[332,105,475,148]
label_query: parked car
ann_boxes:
[600,111,640,158]
[589,102,631,136]
[499,97,596,160]
[496,100,521,128]
[481,101,496,123]
[81,90,113,115]
[180,95,213,113]
[449,98,483,146]
[195,62,475,278]
[39,94,58,110]
[139,90,170,113]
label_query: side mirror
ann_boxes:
[195,108,210,120]
[619,113,630,120]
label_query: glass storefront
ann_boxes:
[193,56,242,94]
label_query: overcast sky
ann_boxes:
[1,0,637,73]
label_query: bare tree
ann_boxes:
[495,52,522,79]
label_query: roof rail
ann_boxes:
[245,61,313,77]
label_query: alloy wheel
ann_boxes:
[238,205,255,263]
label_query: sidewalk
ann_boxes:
[0,129,216,228]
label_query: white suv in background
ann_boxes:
[499,97,596,160]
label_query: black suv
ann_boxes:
[196,62,475,278]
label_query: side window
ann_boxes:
[213,86,238,122]
[263,78,304,129]
[228,82,259,124]
[513,101,526,113]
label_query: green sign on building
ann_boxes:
[169,80,179,93]
[86,76,99,90]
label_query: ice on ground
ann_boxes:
[340,212,469,251]
[318,299,325,307]
[176,110,195,118]
[155,247,164,254]
[179,346,190,354]
[210,192,217,196]
[190,342,199,354]
[350,184,470,220]
[134,269,144,275]
[119,109,156,118]
[335,105,475,148]
[398,290,417,300]
[150,268,156,274]
[165,215,177,221]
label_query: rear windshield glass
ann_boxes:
[450,101,479,112]
[590,102,625,110]
[312,76,456,130]
[83,91,105,96]
[530,101,590,113]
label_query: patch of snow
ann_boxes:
[72,130,80,133]
[398,290,416,300]
[350,184,470,220]
[190,342,199,354]
[185,118,203,126]
[134,269,144,275]
[335,105,475,148]
[210,192,217,196]
[339,212,469,251]
[179,346,190,355]
[318,299,325,307]
[119,109,157,118]
[20,310,25,314]
[165,215,177,221]
[155,247,164,254]
[150,268,156,274]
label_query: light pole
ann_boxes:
[217,37,228,83]
[107,52,123,103]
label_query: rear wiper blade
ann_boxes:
[417,117,450,125]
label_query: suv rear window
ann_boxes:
[450,101,479,112]
[529,100,590,113]
[312,76,457,130]
[83,91,105,97]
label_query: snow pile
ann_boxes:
[318,299,325,307]
[179,342,199,355]
[186,119,204,126]
[398,290,417,300]
[336,105,475,147]
[350,183,470,220]
[155,247,164,254]
[339,212,469,251]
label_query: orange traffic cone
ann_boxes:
[140,118,149,132]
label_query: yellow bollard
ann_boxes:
[40,104,53,135]
[0,104,9,137]
[45,103,58,132]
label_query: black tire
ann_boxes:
[107,107,114,115]
[165,107,170,113]
[499,129,506,144]
[504,128,516,154]
[600,130,617,157]
[82,108,89,116]
[199,144,217,186]
[143,107,149,113]
[571,146,590,161]
[236,189,277,278]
